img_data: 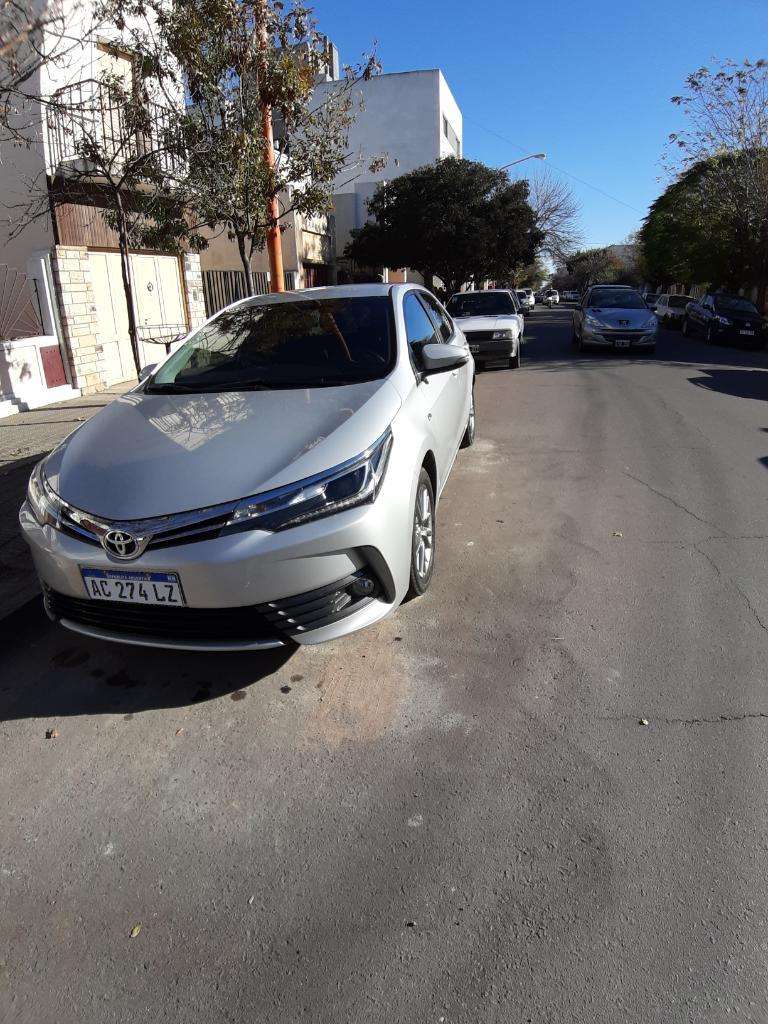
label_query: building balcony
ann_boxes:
[46,82,183,179]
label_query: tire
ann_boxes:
[705,323,713,343]
[460,391,476,448]
[682,317,690,336]
[571,329,579,347]
[510,347,520,369]
[408,469,436,598]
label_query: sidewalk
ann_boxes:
[0,382,134,620]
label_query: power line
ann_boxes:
[464,115,646,215]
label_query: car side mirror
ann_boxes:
[420,343,469,374]
[138,363,157,381]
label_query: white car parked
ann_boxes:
[446,290,523,369]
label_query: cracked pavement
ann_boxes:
[2,308,768,1022]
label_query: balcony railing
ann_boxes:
[47,81,183,177]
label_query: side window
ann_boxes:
[419,292,454,343]
[403,292,440,356]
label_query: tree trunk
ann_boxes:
[114,194,142,377]
[236,232,255,296]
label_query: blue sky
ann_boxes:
[315,0,768,250]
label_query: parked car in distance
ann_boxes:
[516,288,535,312]
[572,284,658,354]
[644,292,660,311]
[544,289,560,306]
[656,293,694,328]
[446,289,523,369]
[683,293,767,349]
[20,285,475,651]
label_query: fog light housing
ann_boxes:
[351,575,377,598]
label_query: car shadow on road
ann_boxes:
[0,599,295,722]
[688,367,768,402]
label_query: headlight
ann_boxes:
[585,314,605,328]
[643,317,658,331]
[26,461,64,527]
[716,315,732,326]
[226,427,394,534]
[492,329,513,340]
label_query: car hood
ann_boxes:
[455,315,519,331]
[587,307,654,328]
[45,380,402,520]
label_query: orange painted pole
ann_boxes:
[258,7,284,292]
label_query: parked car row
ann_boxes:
[20,284,487,653]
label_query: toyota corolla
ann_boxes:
[20,285,475,651]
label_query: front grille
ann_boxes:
[57,499,240,553]
[45,569,380,643]
[464,330,501,342]
[45,588,280,643]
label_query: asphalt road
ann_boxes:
[2,306,768,1023]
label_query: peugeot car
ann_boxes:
[446,290,522,369]
[20,285,475,651]
[572,285,658,354]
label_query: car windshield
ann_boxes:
[147,296,393,392]
[447,293,516,317]
[645,294,659,302]
[714,295,760,315]
[669,295,693,309]
[515,291,527,299]
[588,288,647,309]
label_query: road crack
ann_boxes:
[623,469,724,533]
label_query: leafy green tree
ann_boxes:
[345,158,542,298]
[654,59,768,304]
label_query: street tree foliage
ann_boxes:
[8,0,201,374]
[149,0,380,293]
[646,58,768,303]
[345,158,542,298]
[527,169,582,264]
[553,245,642,292]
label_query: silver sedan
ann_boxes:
[20,285,475,651]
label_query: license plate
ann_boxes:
[740,329,755,336]
[469,344,480,353]
[80,567,186,606]
[615,339,630,348]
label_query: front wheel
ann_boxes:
[408,469,436,597]
[682,317,690,336]
[510,346,521,369]
[460,391,475,448]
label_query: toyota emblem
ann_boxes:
[103,530,140,559]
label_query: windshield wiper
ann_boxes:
[144,381,208,394]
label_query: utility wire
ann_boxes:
[464,115,645,215]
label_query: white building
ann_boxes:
[312,68,463,267]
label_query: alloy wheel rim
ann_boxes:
[414,484,434,579]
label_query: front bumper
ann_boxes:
[19,457,414,650]
[583,328,657,349]
[467,339,514,364]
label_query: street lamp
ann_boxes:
[499,153,547,171]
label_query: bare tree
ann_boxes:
[528,169,582,264]
[0,1,89,139]
[667,58,768,306]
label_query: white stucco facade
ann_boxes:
[312,69,463,254]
